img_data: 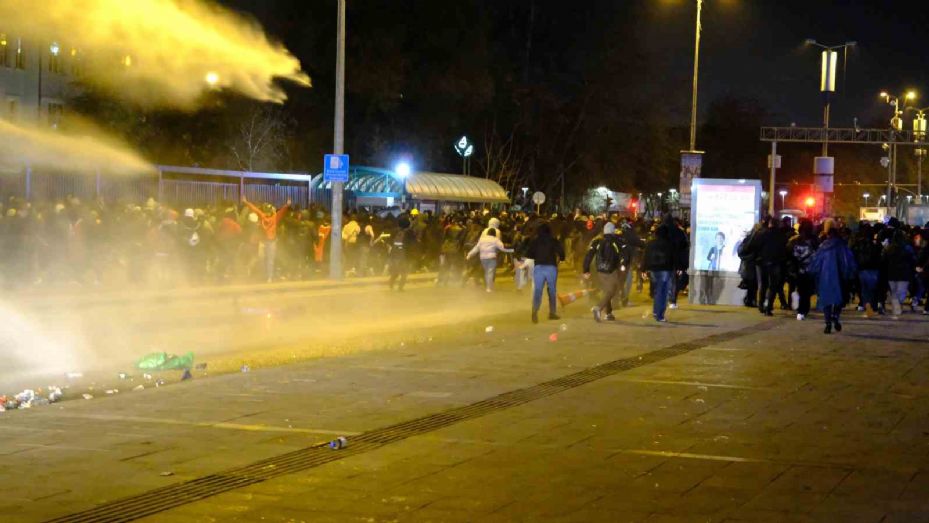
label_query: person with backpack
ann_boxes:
[583,222,626,322]
[388,216,417,291]
[883,229,916,317]
[641,225,675,322]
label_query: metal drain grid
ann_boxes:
[48,321,776,523]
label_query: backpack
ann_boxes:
[645,239,671,269]
[596,238,621,273]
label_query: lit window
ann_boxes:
[15,38,24,69]
[0,33,8,68]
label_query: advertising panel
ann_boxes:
[691,180,760,274]
[679,152,703,207]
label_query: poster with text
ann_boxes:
[693,182,758,273]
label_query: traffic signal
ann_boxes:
[805,196,816,208]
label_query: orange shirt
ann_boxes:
[245,201,289,241]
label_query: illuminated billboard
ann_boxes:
[690,179,761,274]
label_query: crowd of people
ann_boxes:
[3,193,928,334]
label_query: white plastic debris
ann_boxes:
[133,385,145,392]
[485,326,495,333]
[65,372,83,379]
[559,324,569,332]
[82,393,94,400]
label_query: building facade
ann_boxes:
[0,32,75,127]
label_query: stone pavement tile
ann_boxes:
[719,508,818,522]
[831,468,913,500]
[740,489,826,514]
[658,485,756,517]
[698,461,791,491]
[809,494,889,523]
[764,465,852,494]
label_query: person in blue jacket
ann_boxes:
[809,223,857,334]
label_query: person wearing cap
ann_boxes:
[467,228,514,292]
[242,195,291,283]
[583,222,626,322]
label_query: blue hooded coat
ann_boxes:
[809,236,857,307]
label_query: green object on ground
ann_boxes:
[136,352,194,371]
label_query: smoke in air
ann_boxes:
[0,117,152,174]
[0,0,311,107]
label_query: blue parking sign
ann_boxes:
[324,154,350,182]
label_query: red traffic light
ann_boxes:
[805,196,816,208]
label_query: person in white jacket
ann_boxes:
[466,228,513,292]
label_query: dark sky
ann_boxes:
[641,0,929,128]
[227,0,929,130]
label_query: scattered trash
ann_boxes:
[713,435,730,442]
[485,326,495,334]
[240,365,251,373]
[14,390,35,404]
[181,369,193,381]
[329,436,348,450]
[143,373,153,381]
[136,352,195,371]
[694,398,706,404]
[559,324,569,332]
[105,389,119,395]
[697,385,708,392]
[48,387,63,403]
[118,373,129,380]
[65,372,83,379]
[133,385,145,392]
[155,379,167,388]
[82,394,94,400]
[195,363,208,370]
[548,333,559,342]
[159,471,175,477]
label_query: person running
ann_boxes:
[525,222,564,324]
[583,222,625,322]
[466,228,513,292]
[388,216,416,291]
[641,225,675,323]
[809,226,857,334]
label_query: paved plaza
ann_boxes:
[3,278,929,522]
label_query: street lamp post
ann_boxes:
[909,107,929,200]
[779,189,787,210]
[330,0,346,279]
[880,90,917,209]
[804,39,856,156]
[688,0,703,153]
[395,161,412,210]
[863,192,870,207]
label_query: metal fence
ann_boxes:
[0,167,314,208]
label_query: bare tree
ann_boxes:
[477,121,526,198]
[228,106,291,172]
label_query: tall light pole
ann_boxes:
[688,0,702,153]
[863,192,870,207]
[909,106,929,200]
[880,90,917,209]
[330,0,346,279]
[779,189,787,210]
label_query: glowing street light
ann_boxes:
[863,192,870,206]
[779,189,788,208]
[205,71,220,87]
[395,162,412,179]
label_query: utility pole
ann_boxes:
[689,0,702,152]
[329,0,346,279]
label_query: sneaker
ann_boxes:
[656,317,668,323]
[532,310,539,324]
[764,311,774,317]
[834,320,843,332]
[548,313,561,321]
[824,324,832,334]
[592,307,602,323]
[796,313,805,321]
[866,305,875,318]
[605,313,616,321]
[669,303,679,310]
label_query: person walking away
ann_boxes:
[641,225,675,322]
[786,219,818,320]
[242,196,290,283]
[756,217,789,316]
[809,227,857,334]
[583,222,625,322]
[388,216,416,291]
[737,224,761,307]
[852,223,882,317]
[466,228,513,292]
[341,214,361,276]
[883,229,916,317]
[438,217,465,286]
[525,222,564,323]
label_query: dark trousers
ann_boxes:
[596,270,622,314]
[824,304,842,325]
[796,273,814,316]
[388,257,409,290]
[758,263,784,313]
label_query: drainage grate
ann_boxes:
[48,321,777,523]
